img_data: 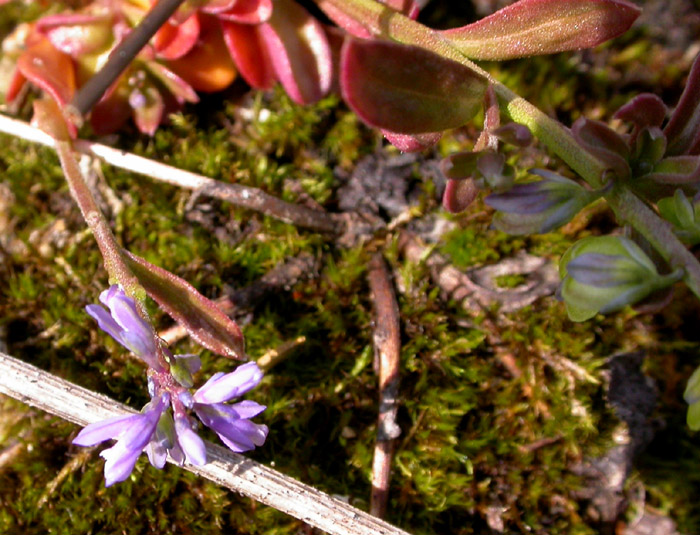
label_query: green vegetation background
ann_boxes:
[1,1,700,533]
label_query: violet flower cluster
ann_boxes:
[74,285,268,486]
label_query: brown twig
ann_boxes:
[0,114,342,235]
[367,253,402,518]
[159,253,319,345]
[67,0,187,121]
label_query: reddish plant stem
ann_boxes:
[367,252,402,518]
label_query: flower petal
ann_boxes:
[193,362,263,404]
[175,417,207,466]
[100,442,142,487]
[72,413,140,446]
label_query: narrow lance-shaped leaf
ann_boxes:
[123,251,246,360]
[341,37,487,134]
[441,0,641,61]
[665,53,700,156]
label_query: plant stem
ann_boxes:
[67,0,187,122]
[606,185,700,299]
[0,113,341,234]
[321,0,700,298]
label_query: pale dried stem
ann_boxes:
[367,253,402,519]
[0,114,340,234]
[0,352,412,535]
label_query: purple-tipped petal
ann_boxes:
[88,285,159,367]
[193,362,263,404]
[146,437,168,469]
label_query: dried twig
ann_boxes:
[0,352,412,535]
[0,114,341,234]
[367,253,402,518]
[68,0,188,120]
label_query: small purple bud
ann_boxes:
[86,285,159,370]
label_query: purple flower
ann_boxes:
[193,362,268,453]
[85,285,160,370]
[73,393,169,486]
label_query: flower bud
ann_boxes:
[559,236,682,321]
[657,189,700,245]
[485,169,602,234]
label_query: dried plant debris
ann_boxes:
[573,352,663,531]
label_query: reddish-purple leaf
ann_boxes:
[443,178,479,213]
[124,251,246,360]
[36,12,114,57]
[144,61,199,104]
[131,85,165,137]
[16,36,76,107]
[614,93,667,130]
[572,117,631,180]
[382,130,441,152]
[341,37,487,134]
[641,156,700,184]
[441,0,641,60]
[90,82,132,135]
[213,0,273,23]
[221,21,276,89]
[665,53,700,156]
[258,0,332,105]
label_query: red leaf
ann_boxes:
[221,21,275,89]
[213,0,273,24]
[124,251,246,360]
[258,0,332,105]
[165,19,237,93]
[16,36,76,107]
[341,37,487,134]
[154,12,201,60]
[36,11,114,57]
[443,178,479,213]
[382,131,441,152]
[441,0,640,60]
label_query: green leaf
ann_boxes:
[340,37,487,134]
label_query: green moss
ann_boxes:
[0,11,698,534]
